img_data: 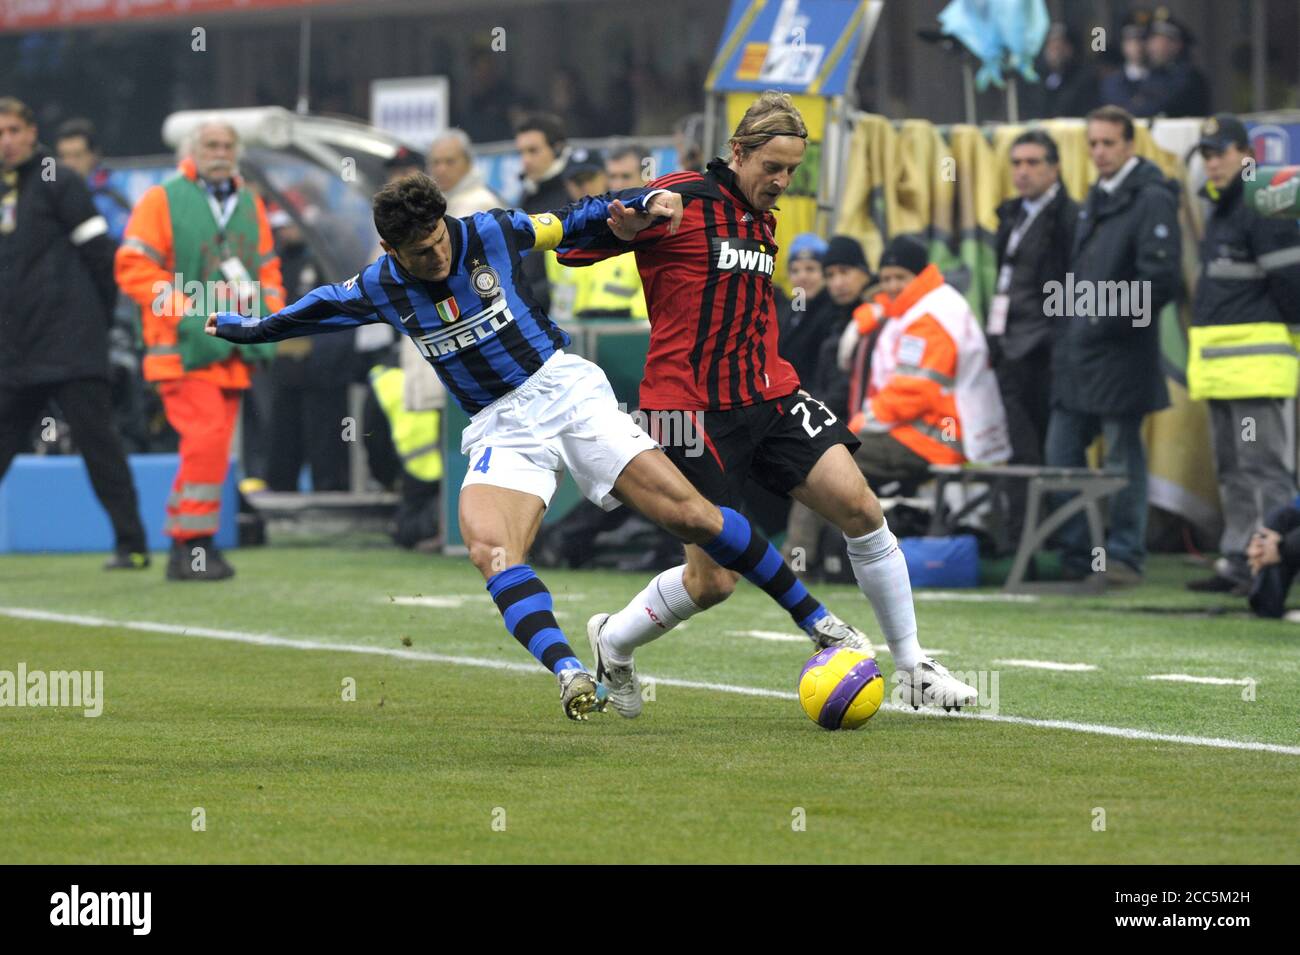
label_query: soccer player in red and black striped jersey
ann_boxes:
[561,91,978,714]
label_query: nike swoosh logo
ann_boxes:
[400,311,418,325]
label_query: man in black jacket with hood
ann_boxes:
[0,97,148,569]
[1046,105,1181,585]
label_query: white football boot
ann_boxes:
[809,612,875,657]
[895,658,978,711]
[586,613,642,719]
[557,668,607,721]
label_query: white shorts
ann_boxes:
[460,351,659,511]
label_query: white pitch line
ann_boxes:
[3,606,1296,756]
[389,595,488,608]
[1147,674,1254,687]
[914,592,1040,603]
[994,659,1098,672]
[728,629,809,643]
[727,631,946,655]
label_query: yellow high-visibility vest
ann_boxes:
[1187,323,1299,400]
[571,253,648,318]
[369,365,443,483]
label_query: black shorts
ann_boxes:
[643,391,860,509]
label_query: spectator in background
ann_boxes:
[1099,11,1151,115]
[262,206,352,493]
[116,120,285,581]
[515,113,571,311]
[777,233,831,380]
[1046,106,1181,586]
[812,236,878,417]
[1186,115,1300,594]
[55,116,154,454]
[1246,507,1300,618]
[785,235,849,393]
[606,142,651,190]
[561,147,606,203]
[429,128,502,217]
[55,118,131,241]
[1133,7,1208,117]
[385,146,423,182]
[1028,23,1099,119]
[990,130,1077,474]
[847,237,1008,486]
[0,96,149,571]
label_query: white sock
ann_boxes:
[602,565,701,662]
[844,520,924,671]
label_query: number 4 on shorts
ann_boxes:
[473,447,493,473]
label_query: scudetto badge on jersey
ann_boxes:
[471,264,501,297]
[435,296,460,323]
[711,236,776,277]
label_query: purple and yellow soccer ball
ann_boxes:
[798,647,884,730]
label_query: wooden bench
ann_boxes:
[927,464,1130,593]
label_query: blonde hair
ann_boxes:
[729,91,807,156]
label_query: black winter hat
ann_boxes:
[820,234,869,272]
[878,235,929,276]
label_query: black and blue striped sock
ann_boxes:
[486,564,583,674]
[701,506,829,634]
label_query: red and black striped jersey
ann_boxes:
[558,158,800,411]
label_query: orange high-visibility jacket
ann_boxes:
[115,157,285,388]
[848,263,1009,465]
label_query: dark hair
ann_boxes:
[1010,128,1060,165]
[372,172,448,249]
[56,118,98,152]
[0,96,35,126]
[514,112,566,151]
[607,141,650,166]
[1086,105,1136,141]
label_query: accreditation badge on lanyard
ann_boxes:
[987,262,1013,336]
[988,193,1049,337]
[210,188,255,310]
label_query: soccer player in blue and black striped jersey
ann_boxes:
[209,173,870,721]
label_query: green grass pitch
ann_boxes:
[1,544,1297,864]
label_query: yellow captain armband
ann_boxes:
[529,212,565,252]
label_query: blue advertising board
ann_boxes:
[707,0,873,96]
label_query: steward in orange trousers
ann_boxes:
[115,121,282,580]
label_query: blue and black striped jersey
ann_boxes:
[214,192,652,414]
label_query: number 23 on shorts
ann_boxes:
[790,396,837,437]
[473,447,493,473]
